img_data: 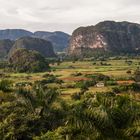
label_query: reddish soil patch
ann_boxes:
[117,80,135,85]
[61,77,91,82]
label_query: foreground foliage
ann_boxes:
[0,83,140,140]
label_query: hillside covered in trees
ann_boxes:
[9,37,56,58]
[0,39,14,59]
[9,48,50,72]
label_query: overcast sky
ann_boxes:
[0,0,139,34]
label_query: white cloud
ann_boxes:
[0,0,139,34]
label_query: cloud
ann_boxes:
[122,0,140,6]
[0,0,139,34]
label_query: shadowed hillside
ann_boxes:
[0,39,14,59]
[9,37,56,58]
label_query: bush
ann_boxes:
[71,93,81,100]
[126,70,132,74]
[42,73,54,78]
[35,75,63,87]
[86,73,110,81]
[105,80,117,86]
[134,69,140,82]
[112,83,140,93]
[71,72,82,76]
[0,79,12,92]
[75,80,96,89]
[129,83,140,91]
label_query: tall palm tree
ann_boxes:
[61,93,140,140]
[17,86,65,134]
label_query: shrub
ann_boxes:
[112,83,140,93]
[134,69,140,82]
[42,73,54,78]
[105,80,117,86]
[0,79,12,92]
[71,72,82,76]
[75,80,96,89]
[71,93,81,100]
[86,73,110,81]
[129,83,140,91]
[126,70,132,74]
[35,75,63,87]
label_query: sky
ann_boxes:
[0,0,139,34]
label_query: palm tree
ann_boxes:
[61,92,140,140]
[16,86,65,136]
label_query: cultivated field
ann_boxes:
[1,58,140,99]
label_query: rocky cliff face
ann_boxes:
[9,37,56,58]
[68,21,140,56]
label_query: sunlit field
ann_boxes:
[1,58,140,98]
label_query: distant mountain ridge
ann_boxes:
[0,29,70,52]
[0,36,56,59]
[34,31,70,52]
[68,21,140,57]
[9,37,56,58]
[0,29,32,40]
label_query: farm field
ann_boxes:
[1,58,140,98]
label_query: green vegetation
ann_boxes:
[9,37,56,58]
[1,84,140,140]
[0,39,14,59]
[9,48,50,73]
[0,79,12,92]
[1,56,140,139]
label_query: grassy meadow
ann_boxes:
[1,58,140,98]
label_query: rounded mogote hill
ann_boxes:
[9,48,50,73]
[9,37,56,58]
[68,21,140,57]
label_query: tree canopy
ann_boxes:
[9,48,50,73]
